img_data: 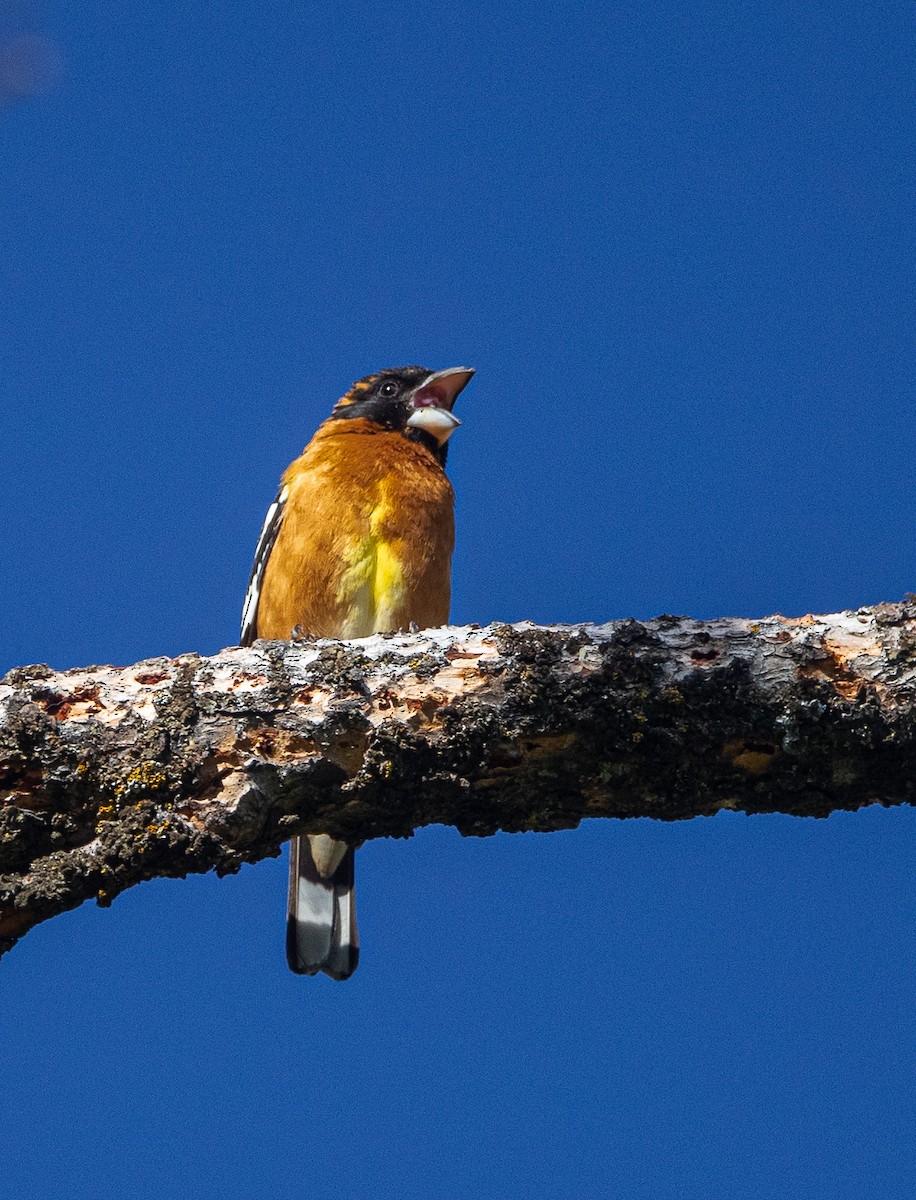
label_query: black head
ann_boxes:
[330,365,474,464]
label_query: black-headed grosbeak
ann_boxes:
[241,365,474,979]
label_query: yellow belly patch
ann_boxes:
[373,540,406,632]
[335,502,406,637]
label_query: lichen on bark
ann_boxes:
[1,600,914,958]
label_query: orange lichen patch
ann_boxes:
[127,763,166,788]
[134,672,169,685]
[722,739,778,775]
[95,801,116,825]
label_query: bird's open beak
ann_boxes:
[405,367,474,444]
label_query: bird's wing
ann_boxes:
[240,484,289,646]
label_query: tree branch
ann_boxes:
[2,601,915,957]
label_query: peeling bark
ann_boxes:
[2,601,915,958]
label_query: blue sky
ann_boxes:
[2,3,913,1198]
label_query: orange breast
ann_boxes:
[255,419,455,640]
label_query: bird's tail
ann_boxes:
[286,834,359,980]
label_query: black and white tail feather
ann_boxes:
[240,482,359,980]
[286,836,359,980]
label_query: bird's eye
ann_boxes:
[378,380,400,398]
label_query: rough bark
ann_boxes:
[2,601,915,958]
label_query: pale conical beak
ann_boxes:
[405,366,474,444]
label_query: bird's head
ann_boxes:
[330,365,474,463]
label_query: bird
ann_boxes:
[240,365,474,979]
